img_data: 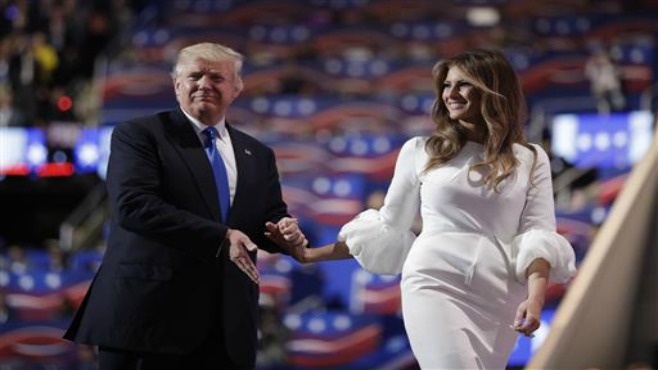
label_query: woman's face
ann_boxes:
[441,66,482,125]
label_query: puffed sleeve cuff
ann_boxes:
[513,229,577,284]
[338,209,416,275]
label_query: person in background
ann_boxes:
[64,42,308,370]
[0,84,27,127]
[281,49,576,369]
[7,244,30,273]
[0,290,17,324]
[584,48,626,114]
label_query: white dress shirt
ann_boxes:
[181,108,237,205]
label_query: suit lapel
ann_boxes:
[161,110,220,221]
[227,124,253,220]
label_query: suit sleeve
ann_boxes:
[250,146,291,254]
[107,121,227,258]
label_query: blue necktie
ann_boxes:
[202,127,230,222]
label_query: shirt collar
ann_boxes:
[180,107,228,142]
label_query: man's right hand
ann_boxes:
[225,229,260,284]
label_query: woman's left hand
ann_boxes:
[512,296,544,337]
[513,257,550,337]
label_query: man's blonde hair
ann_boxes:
[172,42,245,89]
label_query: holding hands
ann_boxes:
[227,217,309,284]
[265,217,309,261]
[267,218,353,264]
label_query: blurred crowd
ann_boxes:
[0,0,148,128]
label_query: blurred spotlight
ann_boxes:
[53,150,68,163]
[466,7,500,27]
[57,95,73,112]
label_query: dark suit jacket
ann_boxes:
[64,109,289,367]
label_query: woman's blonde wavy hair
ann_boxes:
[425,48,536,192]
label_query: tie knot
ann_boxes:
[203,127,219,148]
[203,126,219,140]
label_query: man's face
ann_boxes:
[174,57,242,125]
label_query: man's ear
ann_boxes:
[234,80,244,96]
[172,77,180,99]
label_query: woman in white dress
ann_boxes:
[281,49,576,369]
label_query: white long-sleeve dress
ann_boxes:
[338,137,576,369]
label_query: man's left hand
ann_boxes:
[265,217,308,255]
[226,229,260,284]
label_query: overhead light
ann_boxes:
[466,6,500,27]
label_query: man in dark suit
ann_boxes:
[64,42,307,369]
